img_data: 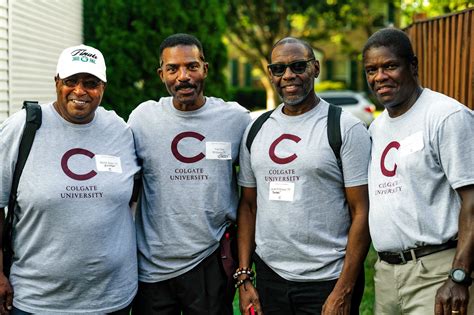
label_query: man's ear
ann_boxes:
[411,56,419,77]
[203,62,209,79]
[157,67,164,82]
[313,60,320,79]
[54,75,60,89]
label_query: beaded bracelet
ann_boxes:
[233,267,255,279]
[235,277,254,288]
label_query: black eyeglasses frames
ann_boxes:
[267,58,315,77]
[60,76,103,90]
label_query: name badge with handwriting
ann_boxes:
[206,142,231,160]
[95,155,122,173]
[269,182,295,202]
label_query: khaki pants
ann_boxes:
[374,248,474,314]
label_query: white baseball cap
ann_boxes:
[56,44,107,82]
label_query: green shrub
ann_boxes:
[228,87,266,111]
[315,80,347,92]
[84,0,229,120]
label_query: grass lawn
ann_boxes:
[232,247,377,314]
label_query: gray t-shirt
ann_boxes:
[128,96,251,282]
[368,88,474,252]
[238,100,371,281]
[0,103,140,314]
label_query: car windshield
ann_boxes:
[321,97,358,106]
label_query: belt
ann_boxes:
[378,240,457,265]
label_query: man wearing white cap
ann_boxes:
[0,44,139,314]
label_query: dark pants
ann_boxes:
[132,249,229,315]
[11,302,132,315]
[254,254,364,315]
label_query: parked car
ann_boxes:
[318,90,376,126]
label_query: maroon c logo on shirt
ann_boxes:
[171,131,206,163]
[269,134,301,164]
[61,148,97,180]
[380,141,400,177]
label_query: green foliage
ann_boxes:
[84,0,229,119]
[315,80,347,92]
[228,87,266,111]
[400,0,473,27]
[223,0,387,108]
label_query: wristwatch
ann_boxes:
[449,268,473,286]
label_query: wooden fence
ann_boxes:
[405,8,473,109]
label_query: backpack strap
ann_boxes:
[327,104,342,172]
[246,109,274,152]
[9,101,42,199]
[3,101,42,276]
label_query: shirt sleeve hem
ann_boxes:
[451,180,474,190]
[344,179,368,188]
[238,181,257,188]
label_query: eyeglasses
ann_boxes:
[61,77,103,89]
[267,58,315,76]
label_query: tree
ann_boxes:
[399,0,473,26]
[84,0,229,119]
[224,0,388,109]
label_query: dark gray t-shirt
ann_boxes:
[238,100,371,281]
[129,96,251,282]
[0,103,140,314]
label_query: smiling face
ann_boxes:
[158,45,208,111]
[269,42,319,111]
[364,46,420,115]
[54,73,105,124]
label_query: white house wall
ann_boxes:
[1,0,82,122]
[0,1,8,121]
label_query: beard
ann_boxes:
[279,84,314,106]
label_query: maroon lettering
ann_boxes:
[269,134,301,164]
[380,141,400,177]
[61,148,97,181]
[171,132,206,163]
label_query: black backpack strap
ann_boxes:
[9,101,42,199]
[327,104,342,172]
[246,109,274,152]
[3,101,42,276]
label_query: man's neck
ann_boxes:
[282,94,320,116]
[386,86,423,118]
[172,96,206,112]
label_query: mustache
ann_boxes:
[176,83,197,90]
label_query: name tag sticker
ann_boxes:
[206,142,231,160]
[399,131,424,157]
[269,182,295,202]
[95,155,122,173]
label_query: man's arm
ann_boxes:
[237,187,263,315]
[0,208,13,314]
[322,184,370,315]
[435,185,474,315]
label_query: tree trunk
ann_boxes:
[258,58,279,110]
[261,75,277,110]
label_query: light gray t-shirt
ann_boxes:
[128,96,251,282]
[368,88,474,252]
[238,100,371,281]
[0,103,140,314]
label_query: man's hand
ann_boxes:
[0,273,12,314]
[435,279,470,315]
[322,286,352,315]
[239,281,263,315]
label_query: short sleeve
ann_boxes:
[237,125,257,188]
[436,109,474,189]
[0,110,26,207]
[340,121,371,187]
